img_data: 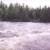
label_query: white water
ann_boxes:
[0,22,50,50]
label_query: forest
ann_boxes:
[0,1,50,22]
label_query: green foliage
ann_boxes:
[0,1,50,22]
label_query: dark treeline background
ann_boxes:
[0,1,50,22]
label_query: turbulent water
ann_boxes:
[0,22,50,50]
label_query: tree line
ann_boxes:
[0,1,50,22]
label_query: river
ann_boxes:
[0,22,50,50]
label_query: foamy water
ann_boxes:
[0,22,50,50]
